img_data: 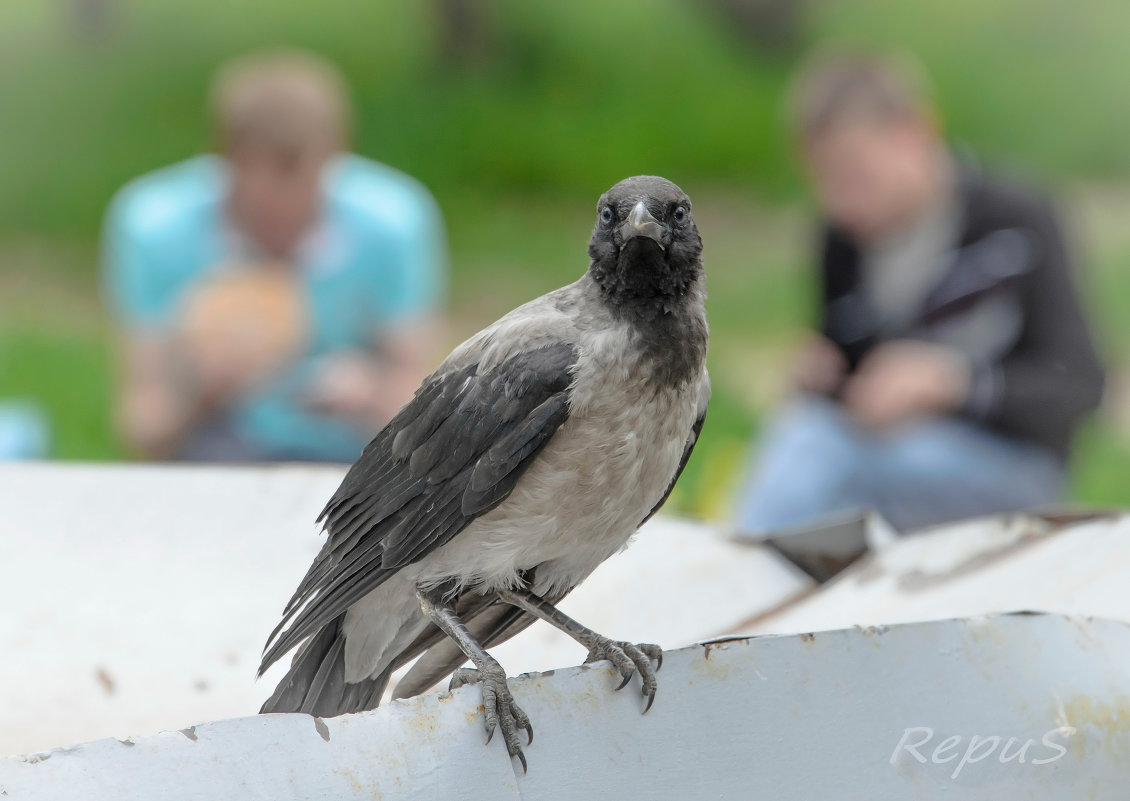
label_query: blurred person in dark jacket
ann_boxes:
[103,50,447,462]
[735,54,1105,535]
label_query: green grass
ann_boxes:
[9,0,1130,237]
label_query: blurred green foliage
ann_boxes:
[7,0,1130,237]
[2,0,1130,518]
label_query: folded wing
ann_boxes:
[259,342,578,675]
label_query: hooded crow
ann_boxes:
[259,175,710,770]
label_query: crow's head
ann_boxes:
[587,176,703,316]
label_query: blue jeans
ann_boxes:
[734,396,1064,535]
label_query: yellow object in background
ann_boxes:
[175,265,311,396]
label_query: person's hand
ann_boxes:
[304,322,443,430]
[791,334,849,396]
[842,340,971,430]
[183,344,263,411]
[303,352,385,421]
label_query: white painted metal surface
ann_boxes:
[3,613,1128,799]
[0,462,808,756]
[742,512,1130,636]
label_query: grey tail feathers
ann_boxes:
[259,614,390,718]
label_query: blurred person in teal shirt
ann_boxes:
[103,50,448,463]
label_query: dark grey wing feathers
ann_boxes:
[464,394,570,514]
[259,343,577,676]
[314,363,477,526]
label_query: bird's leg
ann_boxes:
[496,587,663,713]
[415,585,533,772]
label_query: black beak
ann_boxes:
[619,201,665,251]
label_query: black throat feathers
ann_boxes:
[588,239,707,388]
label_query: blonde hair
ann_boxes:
[210,49,352,153]
[788,52,935,139]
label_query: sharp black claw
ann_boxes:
[485,726,495,745]
[656,651,663,671]
[516,750,528,774]
[615,671,634,691]
[643,691,656,714]
[526,723,534,746]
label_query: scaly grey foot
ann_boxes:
[493,587,665,715]
[583,637,664,713]
[449,665,534,772]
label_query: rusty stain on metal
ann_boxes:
[700,636,748,660]
[701,636,751,647]
[1061,694,1130,757]
[94,667,115,696]
[332,766,365,796]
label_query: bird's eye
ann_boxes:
[673,206,687,223]
[600,207,614,225]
